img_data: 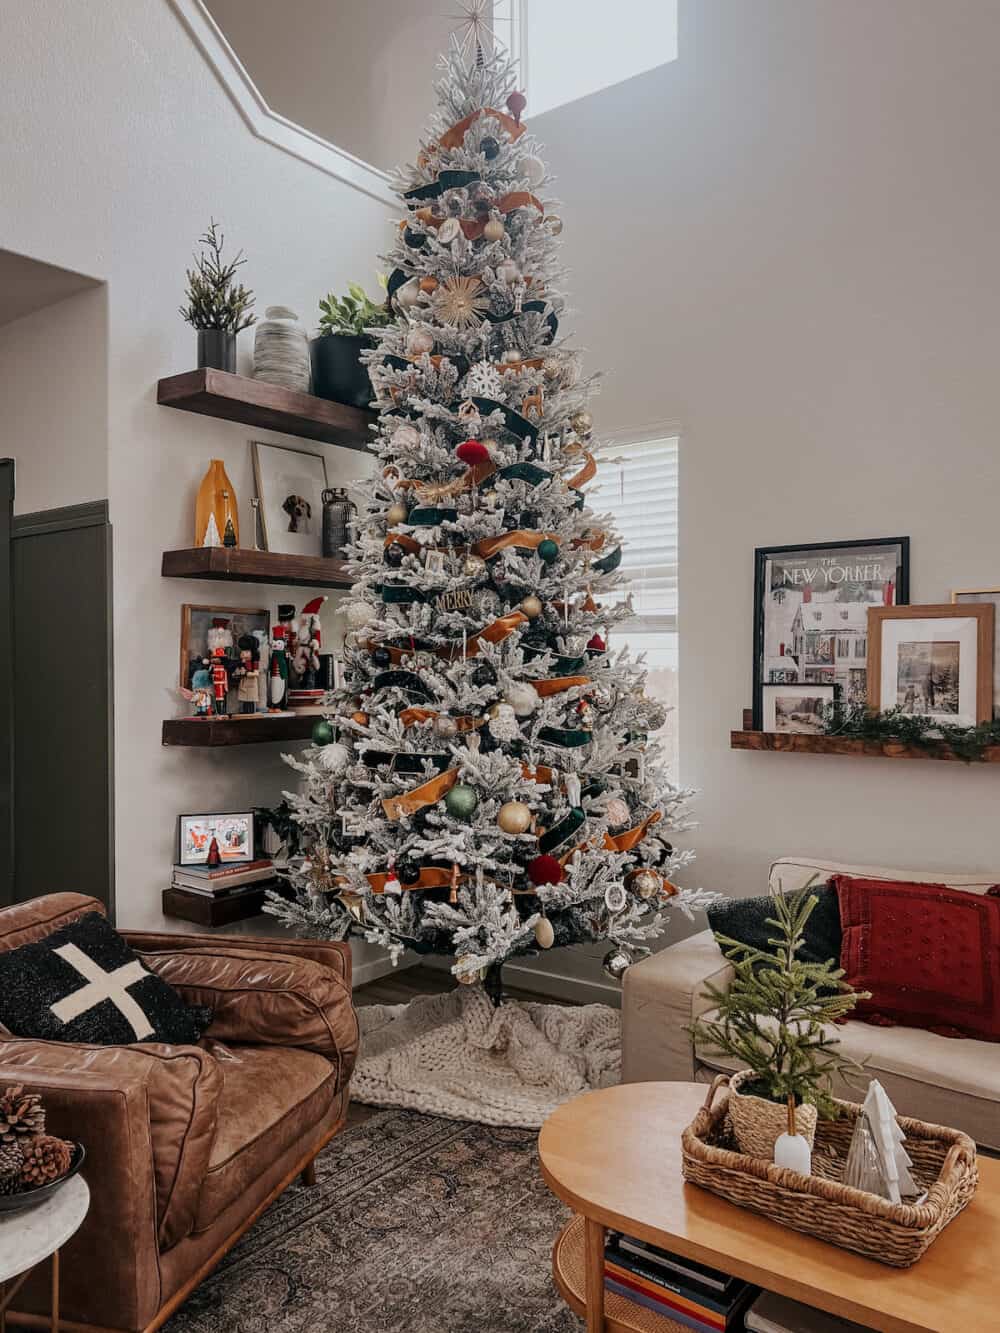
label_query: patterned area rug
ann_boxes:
[165,1108,578,1333]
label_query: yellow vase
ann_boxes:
[194,459,239,548]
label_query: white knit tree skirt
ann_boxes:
[353,984,621,1128]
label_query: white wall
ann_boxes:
[204,0,458,173]
[0,0,389,952]
[535,0,1000,917]
[0,285,108,516]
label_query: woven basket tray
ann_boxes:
[681,1074,978,1268]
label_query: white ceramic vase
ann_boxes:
[252,306,311,391]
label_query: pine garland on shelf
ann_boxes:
[823,704,1000,762]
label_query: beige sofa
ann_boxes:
[622,856,1000,1150]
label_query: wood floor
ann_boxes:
[347,964,564,1124]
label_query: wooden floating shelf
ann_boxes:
[161,546,351,589]
[162,714,319,747]
[731,730,1000,763]
[157,368,376,449]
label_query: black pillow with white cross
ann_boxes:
[0,912,212,1046]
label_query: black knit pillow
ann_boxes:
[0,912,211,1046]
[707,884,842,976]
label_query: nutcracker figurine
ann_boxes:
[234,635,260,714]
[210,646,230,716]
[277,604,299,687]
[269,624,290,709]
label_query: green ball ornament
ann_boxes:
[311,719,335,746]
[444,783,479,821]
[537,539,559,565]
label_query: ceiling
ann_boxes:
[0,250,100,328]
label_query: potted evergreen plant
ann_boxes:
[311,278,391,408]
[690,888,869,1160]
[179,220,255,373]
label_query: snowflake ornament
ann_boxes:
[463,360,504,399]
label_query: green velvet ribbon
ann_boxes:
[498,461,551,487]
[537,726,592,748]
[538,806,587,854]
[358,748,452,774]
[376,584,430,605]
[408,507,459,526]
[372,670,435,700]
[592,545,622,574]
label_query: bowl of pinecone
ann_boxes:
[0,1085,84,1212]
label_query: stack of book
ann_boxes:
[745,1291,874,1333]
[604,1233,756,1332]
[170,859,275,898]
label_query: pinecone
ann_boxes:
[0,1085,45,1143]
[0,1141,24,1194]
[19,1135,72,1188]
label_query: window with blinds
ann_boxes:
[591,433,680,770]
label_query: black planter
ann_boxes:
[197,329,236,373]
[310,333,373,409]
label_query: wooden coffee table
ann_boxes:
[539,1082,1000,1333]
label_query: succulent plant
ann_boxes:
[317,277,391,338]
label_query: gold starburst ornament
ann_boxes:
[433,276,490,330]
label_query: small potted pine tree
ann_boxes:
[179,220,255,373]
[310,279,391,408]
[690,888,868,1160]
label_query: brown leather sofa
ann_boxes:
[0,893,359,1333]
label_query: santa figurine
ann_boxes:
[296,596,327,689]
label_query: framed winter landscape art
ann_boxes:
[752,537,909,729]
[762,683,838,734]
[251,440,329,557]
[952,586,1000,717]
[867,603,994,726]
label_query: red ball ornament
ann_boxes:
[507,90,527,124]
[527,854,563,887]
[456,439,491,466]
[587,633,606,652]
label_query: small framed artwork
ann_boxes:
[179,604,270,688]
[952,587,1000,718]
[762,683,838,734]
[753,537,909,729]
[178,811,256,865]
[867,603,995,725]
[423,550,446,575]
[252,440,329,557]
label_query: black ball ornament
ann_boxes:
[480,135,500,160]
[396,858,422,885]
[372,647,392,669]
[472,662,496,687]
[403,226,426,249]
[520,510,538,529]
[384,541,406,568]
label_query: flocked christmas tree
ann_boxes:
[266,35,715,998]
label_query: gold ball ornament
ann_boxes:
[386,501,409,526]
[516,154,546,187]
[457,966,484,986]
[543,214,564,236]
[534,916,555,949]
[483,218,505,242]
[520,594,543,619]
[542,357,563,380]
[570,409,594,436]
[418,276,439,294]
[498,800,532,834]
[463,553,487,578]
[631,868,662,900]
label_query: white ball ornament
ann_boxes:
[520,594,543,619]
[516,154,546,187]
[405,327,435,356]
[437,217,461,245]
[605,798,631,828]
[496,259,521,286]
[346,602,374,629]
[318,741,350,775]
[534,916,555,949]
[505,681,539,717]
[392,422,421,452]
[396,278,421,309]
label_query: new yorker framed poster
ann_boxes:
[752,537,910,730]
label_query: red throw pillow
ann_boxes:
[833,875,1000,1042]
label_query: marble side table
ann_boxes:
[0,1175,89,1333]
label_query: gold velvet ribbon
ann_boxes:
[364,866,457,895]
[382,767,459,821]
[603,810,662,853]
[436,108,526,152]
[472,530,560,559]
[399,707,485,733]
[368,611,529,669]
[531,675,590,697]
[568,452,597,489]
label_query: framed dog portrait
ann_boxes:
[252,440,329,557]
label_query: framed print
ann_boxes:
[252,440,329,557]
[762,683,838,734]
[868,603,994,725]
[178,811,255,865]
[179,604,270,688]
[423,550,446,575]
[952,587,1000,717]
[752,537,909,729]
